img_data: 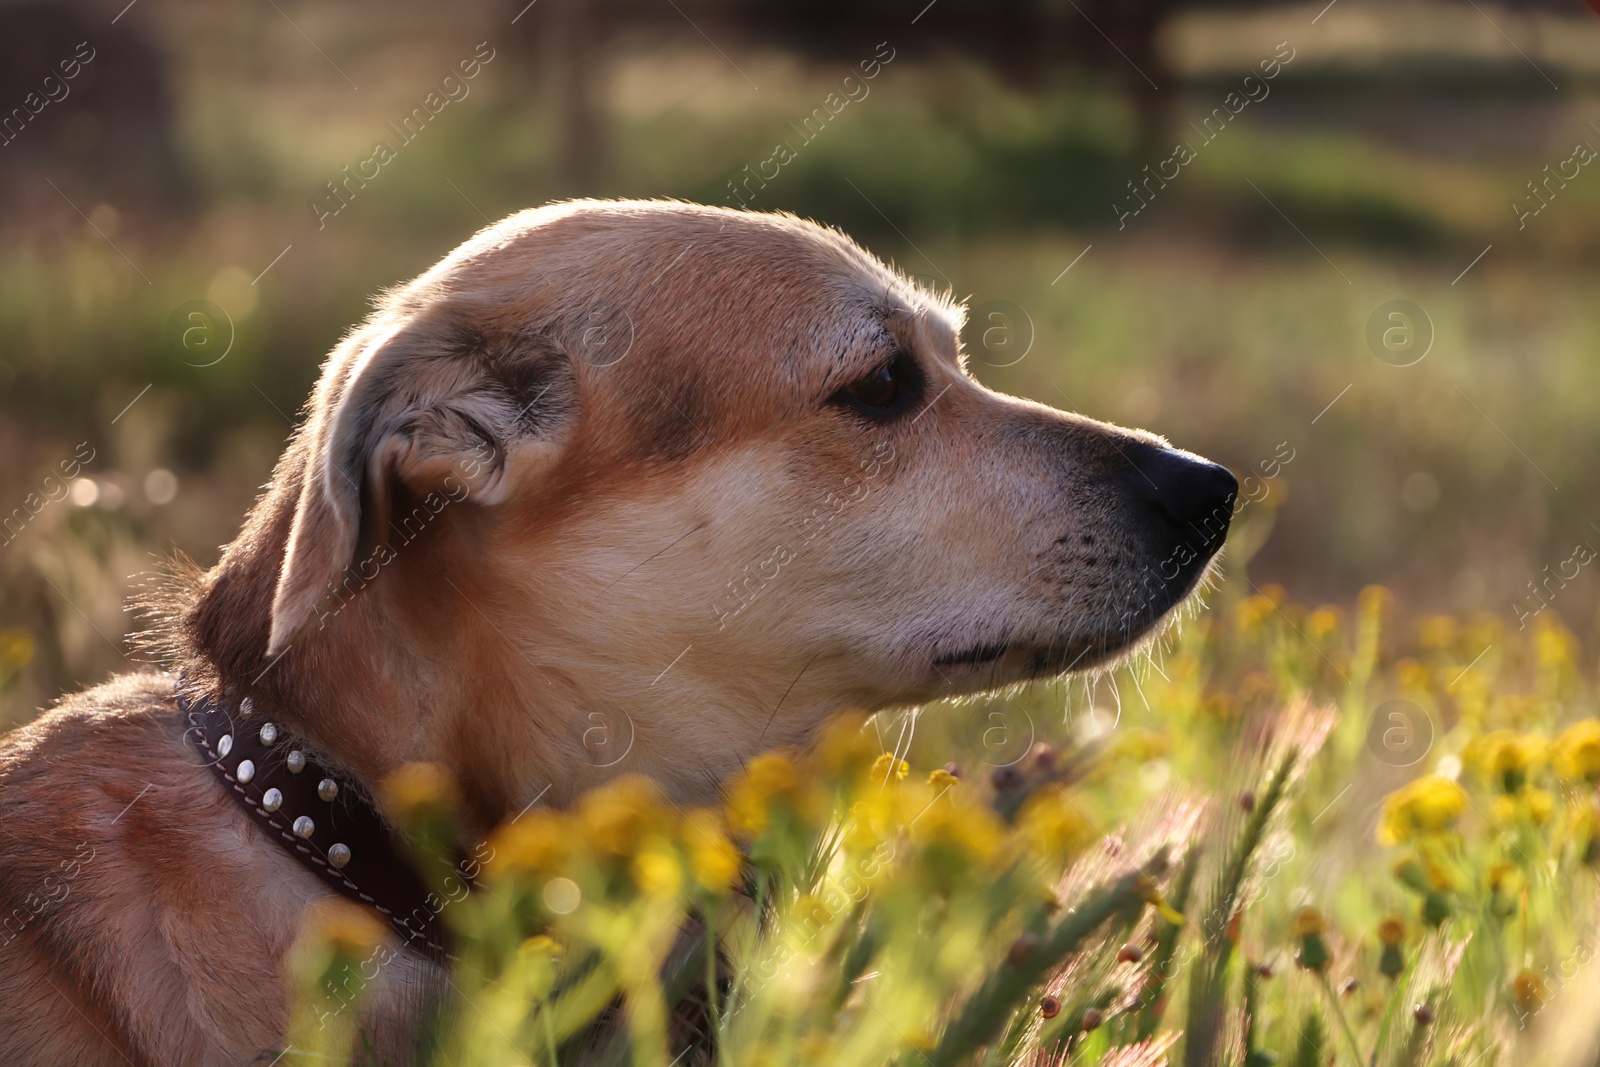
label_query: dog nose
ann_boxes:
[1116,440,1238,543]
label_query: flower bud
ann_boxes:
[991,765,1025,792]
[1378,915,1406,980]
[1007,931,1039,967]
[1513,969,1546,1016]
[1293,908,1330,973]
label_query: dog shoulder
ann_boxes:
[0,672,299,1063]
[0,672,183,1063]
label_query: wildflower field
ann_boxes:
[282,583,1600,1067]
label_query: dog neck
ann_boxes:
[174,460,631,832]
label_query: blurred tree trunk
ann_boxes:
[1083,0,1173,159]
[552,0,605,190]
[505,0,609,193]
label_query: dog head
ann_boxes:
[193,200,1235,819]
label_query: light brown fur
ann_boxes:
[0,200,1232,1064]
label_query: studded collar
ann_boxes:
[180,680,463,958]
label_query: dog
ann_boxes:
[0,200,1236,1065]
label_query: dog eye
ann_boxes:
[833,351,921,416]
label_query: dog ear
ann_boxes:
[267,316,573,657]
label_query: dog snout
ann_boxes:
[1116,439,1238,550]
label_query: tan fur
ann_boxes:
[0,200,1229,1064]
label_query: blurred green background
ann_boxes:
[3,0,1600,727]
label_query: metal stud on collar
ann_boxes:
[183,682,454,956]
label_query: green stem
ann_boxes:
[541,995,560,1067]
[703,905,721,1035]
[928,859,1165,1067]
[1137,846,1200,1039]
[1316,972,1367,1067]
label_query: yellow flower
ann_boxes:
[489,810,570,876]
[1493,693,1539,730]
[1536,617,1578,670]
[913,794,1005,863]
[1467,612,1504,651]
[0,629,34,674]
[1422,856,1455,893]
[1419,616,1457,649]
[1377,775,1468,845]
[926,767,959,789]
[1111,729,1171,762]
[287,898,392,1010]
[1377,915,1406,946]
[725,752,822,837]
[1235,595,1275,632]
[1307,606,1340,640]
[1494,784,1562,828]
[1567,798,1599,849]
[1553,720,1600,783]
[579,776,666,856]
[1487,861,1523,900]
[680,808,741,894]
[1491,795,1517,826]
[1396,659,1431,694]
[632,843,683,897]
[813,715,878,779]
[1017,790,1091,855]
[844,801,885,852]
[379,761,458,822]
[871,752,910,785]
[1526,788,1555,826]
[1465,731,1546,793]
[1293,908,1326,938]
[302,897,389,960]
[792,893,834,930]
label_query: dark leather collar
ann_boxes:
[180,680,466,958]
